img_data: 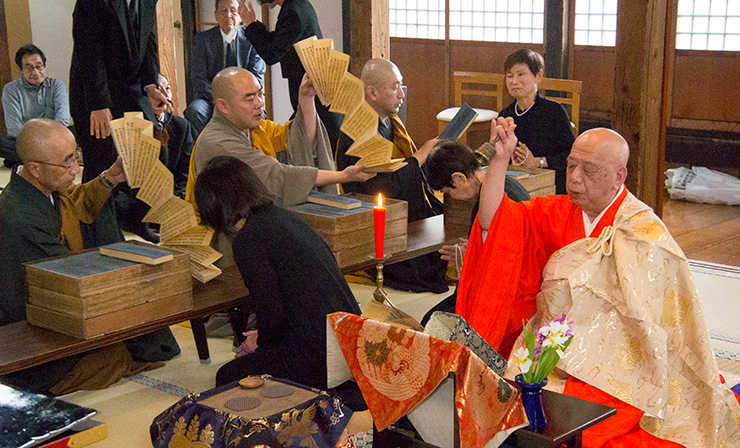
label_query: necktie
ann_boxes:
[225,41,237,68]
[126,0,139,51]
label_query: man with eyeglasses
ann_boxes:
[0,119,161,394]
[1,45,70,169]
[185,0,265,142]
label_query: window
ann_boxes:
[389,0,445,39]
[448,0,544,43]
[574,0,618,46]
[389,0,545,44]
[676,0,740,51]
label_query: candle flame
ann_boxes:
[377,193,383,206]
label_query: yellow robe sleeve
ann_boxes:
[184,119,292,222]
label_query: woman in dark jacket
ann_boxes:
[195,156,361,389]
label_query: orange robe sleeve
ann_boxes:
[456,194,584,358]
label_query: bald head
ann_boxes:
[574,128,629,169]
[212,67,265,130]
[211,67,243,103]
[16,119,74,164]
[16,118,80,196]
[360,58,405,120]
[361,58,401,88]
[566,128,629,220]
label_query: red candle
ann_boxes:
[374,193,386,259]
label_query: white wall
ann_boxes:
[28,0,75,88]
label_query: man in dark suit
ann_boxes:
[184,0,265,141]
[69,0,169,241]
[240,0,341,147]
[69,0,168,182]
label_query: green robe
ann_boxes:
[0,171,73,325]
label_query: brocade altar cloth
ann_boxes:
[327,312,527,448]
[150,376,352,448]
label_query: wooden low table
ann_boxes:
[502,389,616,448]
[0,266,249,375]
[375,388,616,448]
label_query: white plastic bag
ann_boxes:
[665,166,740,205]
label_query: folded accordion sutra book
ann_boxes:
[438,103,478,140]
[109,113,222,282]
[306,191,362,209]
[294,36,405,173]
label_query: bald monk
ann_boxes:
[460,118,740,446]
[336,58,448,293]
[185,67,372,210]
[0,119,159,394]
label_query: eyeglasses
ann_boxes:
[217,7,238,15]
[32,150,81,170]
[23,64,45,73]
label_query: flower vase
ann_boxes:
[515,374,548,431]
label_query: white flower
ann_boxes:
[514,347,532,374]
[556,348,565,358]
[538,324,552,337]
[514,347,530,362]
[549,320,571,337]
[518,357,532,374]
[542,332,570,349]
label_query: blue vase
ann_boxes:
[515,373,548,431]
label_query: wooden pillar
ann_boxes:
[0,0,10,134]
[612,0,675,214]
[157,0,181,111]
[544,0,569,79]
[345,0,390,77]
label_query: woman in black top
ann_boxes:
[195,156,361,389]
[498,49,575,194]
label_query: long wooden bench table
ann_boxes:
[0,266,249,375]
[0,215,468,376]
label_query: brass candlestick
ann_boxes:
[371,254,407,320]
[372,256,390,305]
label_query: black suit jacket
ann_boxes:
[190,26,265,103]
[244,0,321,82]
[69,0,159,121]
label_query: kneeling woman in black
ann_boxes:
[195,156,361,389]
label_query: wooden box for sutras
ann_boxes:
[24,246,192,339]
[287,193,408,268]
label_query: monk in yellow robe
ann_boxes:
[458,119,740,447]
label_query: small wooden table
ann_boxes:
[0,266,249,375]
[502,389,616,448]
[375,389,616,448]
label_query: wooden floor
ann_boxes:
[663,195,740,267]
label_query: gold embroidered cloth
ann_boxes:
[327,312,527,447]
[150,376,352,448]
[510,192,740,447]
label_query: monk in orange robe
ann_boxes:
[457,120,740,447]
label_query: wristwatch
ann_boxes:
[539,157,546,168]
[98,170,114,190]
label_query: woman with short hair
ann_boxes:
[195,155,361,389]
[499,49,575,194]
